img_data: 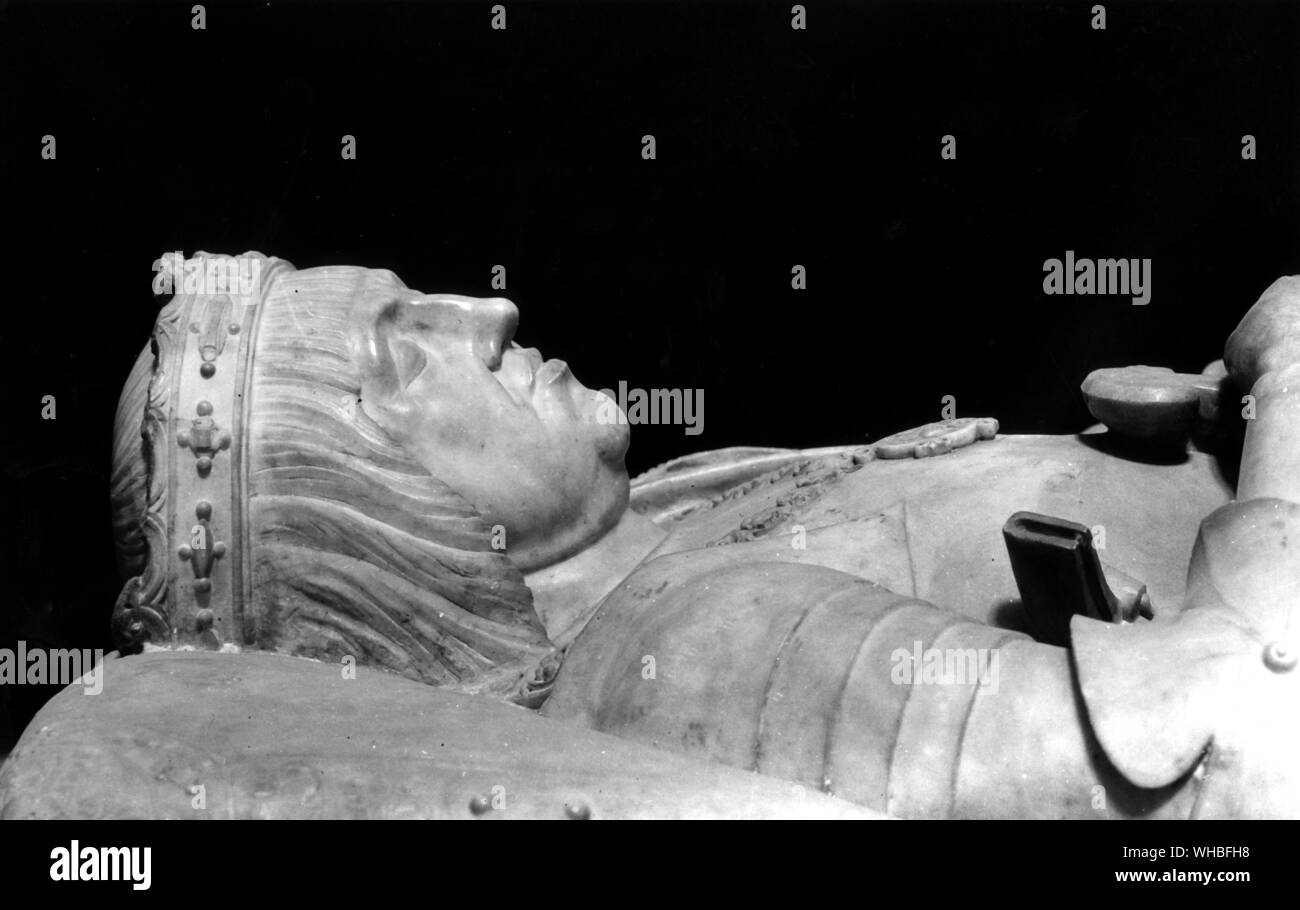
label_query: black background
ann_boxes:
[0,0,1296,752]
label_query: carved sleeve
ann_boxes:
[544,559,1199,818]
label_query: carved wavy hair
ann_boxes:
[111,261,554,693]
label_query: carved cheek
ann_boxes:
[413,381,505,455]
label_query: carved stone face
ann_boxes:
[353,277,630,571]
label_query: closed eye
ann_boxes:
[392,338,428,389]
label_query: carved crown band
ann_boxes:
[112,252,293,654]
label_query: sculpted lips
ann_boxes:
[497,345,576,410]
[534,358,571,387]
[515,344,543,379]
[532,358,580,419]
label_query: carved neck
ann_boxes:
[524,508,667,647]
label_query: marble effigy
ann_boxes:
[2,253,1297,819]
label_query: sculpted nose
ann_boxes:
[469,296,519,370]
[415,293,519,370]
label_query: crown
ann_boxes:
[113,251,294,652]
